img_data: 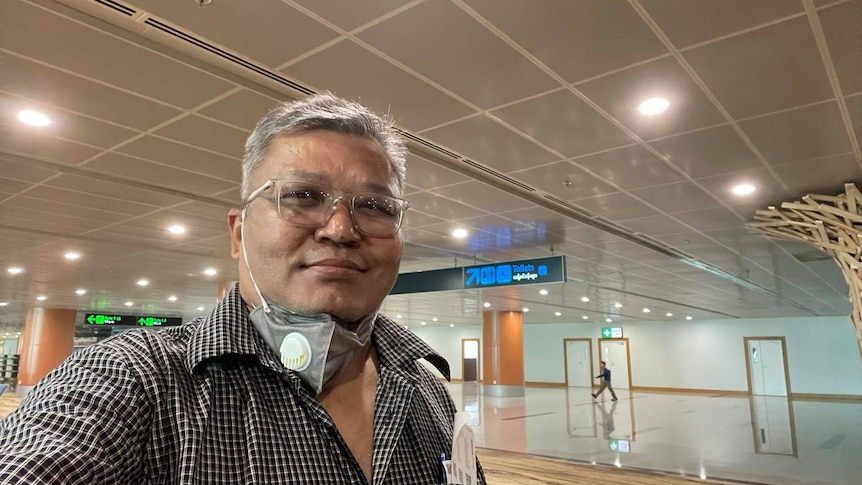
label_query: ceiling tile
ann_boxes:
[0,177,32,196]
[431,181,533,213]
[497,206,585,236]
[773,153,862,196]
[641,0,803,49]
[739,101,852,165]
[848,94,862,140]
[672,207,745,232]
[618,214,691,237]
[293,0,410,31]
[403,153,469,190]
[198,90,280,131]
[2,196,129,225]
[648,124,763,178]
[403,191,487,220]
[0,123,102,165]
[0,206,107,234]
[572,192,660,220]
[463,0,667,82]
[5,0,234,108]
[819,0,862,96]
[574,144,686,189]
[403,209,448,229]
[508,161,618,200]
[132,0,338,67]
[282,39,475,132]
[575,57,726,140]
[23,185,156,216]
[357,0,558,109]
[684,17,833,118]
[0,158,60,184]
[117,136,241,182]
[0,55,181,130]
[83,153,236,196]
[490,90,634,157]
[631,181,721,213]
[421,115,558,173]
[171,201,231,221]
[153,115,248,159]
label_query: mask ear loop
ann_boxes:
[240,207,271,314]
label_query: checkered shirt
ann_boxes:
[0,285,485,484]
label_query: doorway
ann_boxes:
[745,337,791,397]
[597,338,632,390]
[461,338,480,382]
[563,338,593,388]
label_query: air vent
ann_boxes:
[543,194,601,219]
[461,159,536,192]
[142,18,314,95]
[397,130,461,159]
[94,0,135,16]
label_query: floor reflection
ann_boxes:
[449,383,860,485]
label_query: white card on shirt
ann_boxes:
[448,411,477,485]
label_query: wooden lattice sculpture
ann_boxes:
[747,183,862,359]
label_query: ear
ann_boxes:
[228,208,243,261]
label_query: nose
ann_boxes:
[314,198,360,244]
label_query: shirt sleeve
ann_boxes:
[0,345,152,484]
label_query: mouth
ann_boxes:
[303,258,366,272]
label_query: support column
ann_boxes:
[17,308,76,398]
[482,310,525,397]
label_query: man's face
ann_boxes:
[229,130,403,322]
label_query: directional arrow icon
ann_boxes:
[87,315,96,324]
[465,268,480,287]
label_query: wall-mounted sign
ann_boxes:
[609,439,630,453]
[390,256,566,295]
[84,313,183,327]
[601,327,623,338]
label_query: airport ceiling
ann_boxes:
[1,0,861,336]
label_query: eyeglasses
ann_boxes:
[244,179,409,237]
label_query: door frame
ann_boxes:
[461,338,480,383]
[597,337,633,390]
[743,336,792,396]
[563,338,594,387]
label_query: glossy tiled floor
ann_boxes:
[448,383,862,485]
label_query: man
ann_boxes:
[0,93,485,484]
[592,361,618,401]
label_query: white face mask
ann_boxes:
[240,209,375,395]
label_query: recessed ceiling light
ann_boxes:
[404,325,409,329]
[167,224,186,235]
[432,317,438,321]
[197,306,205,311]
[137,279,149,287]
[452,228,468,239]
[17,109,51,127]
[483,302,491,308]
[580,296,590,302]
[168,295,177,302]
[614,302,623,308]
[539,289,549,296]
[686,315,693,321]
[666,312,673,317]
[638,97,669,116]
[605,318,612,323]
[396,314,402,319]
[125,301,134,307]
[449,323,455,328]
[583,315,589,320]
[64,252,81,261]
[0,302,8,307]
[554,311,562,317]
[75,289,87,295]
[643,308,651,313]
[7,267,24,275]
[203,268,217,276]
[522,307,529,312]
[421,321,427,326]
[731,183,756,196]
[36,295,47,301]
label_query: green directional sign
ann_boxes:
[601,327,623,338]
[85,313,183,327]
[608,439,630,453]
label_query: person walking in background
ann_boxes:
[592,361,618,401]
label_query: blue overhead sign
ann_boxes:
[390,256,566,295]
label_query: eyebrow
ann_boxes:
[276,169,395,195]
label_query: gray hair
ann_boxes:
[241,93,407,201]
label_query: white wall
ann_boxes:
[412,316,862,396]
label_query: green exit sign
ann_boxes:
[601,327,623,338]
[608,439,631,453]
[85,313,183,327]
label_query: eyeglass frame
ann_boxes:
[242,178,409,237]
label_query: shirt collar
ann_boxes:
[186,284,450,380]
